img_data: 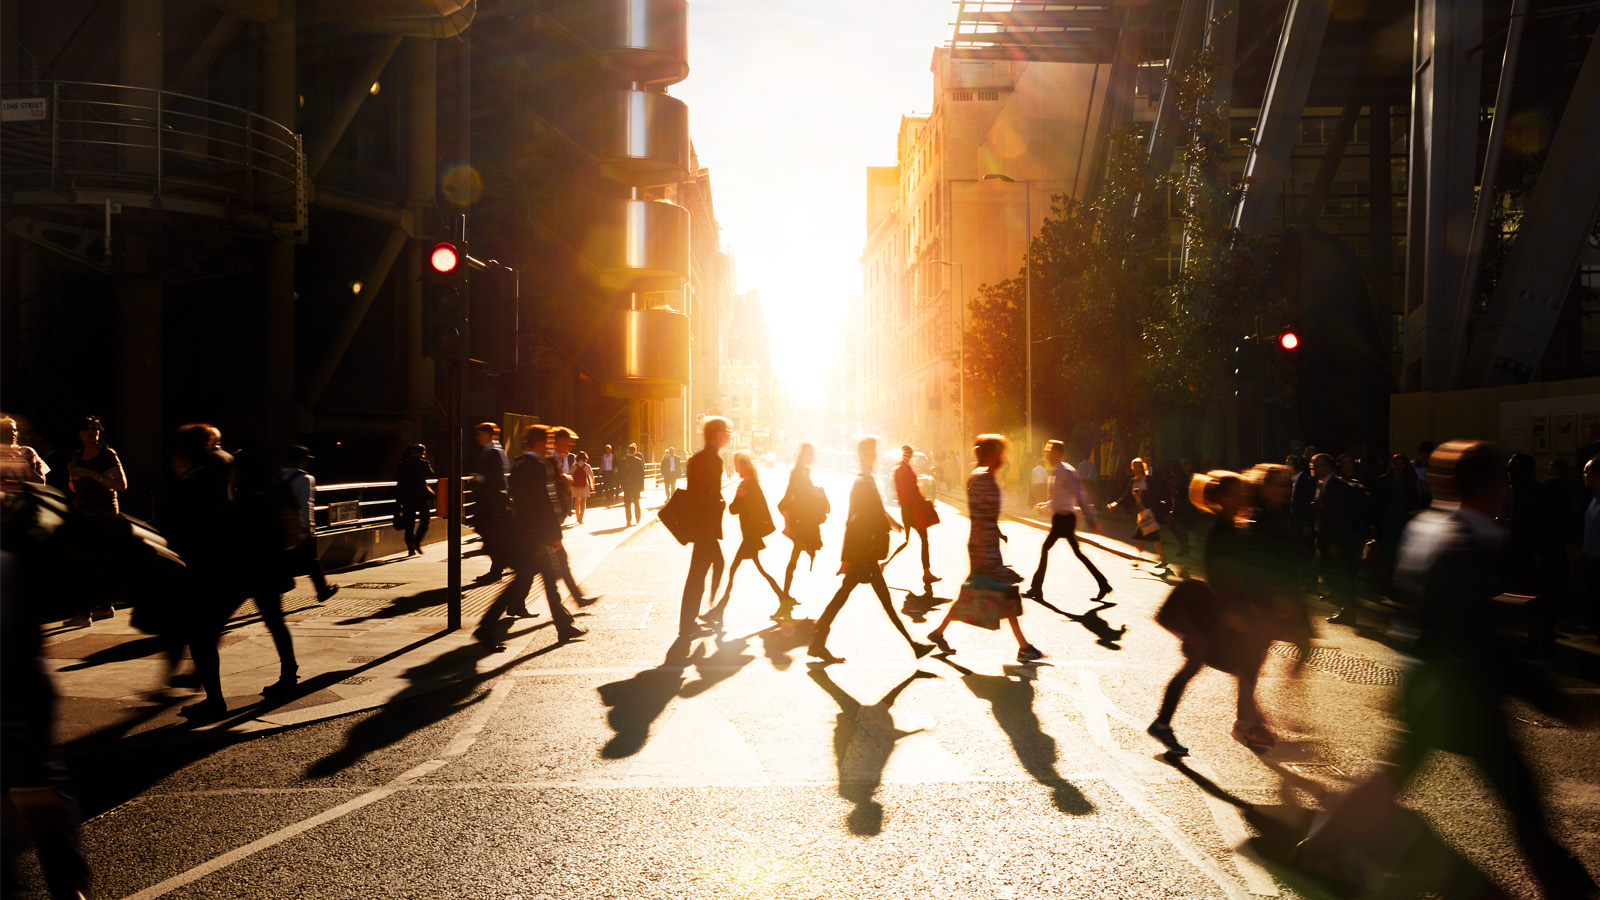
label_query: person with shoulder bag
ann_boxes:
[777,442,829,597]
[701,451,795,625]
[675,419,732,639]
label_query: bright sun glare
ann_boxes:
[673,1,953,408]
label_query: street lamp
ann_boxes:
[982,172,1033,459]
[930,259,964,449]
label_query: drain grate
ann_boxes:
[1270,643,1403,685]
[340,676,374,686]
[347,656,379,664]
[342,582,408,590]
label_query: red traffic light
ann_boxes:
[1278,331,1300,351]
[429,242,460,275]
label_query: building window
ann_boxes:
[951,90,974,101]
[976,90,999,101]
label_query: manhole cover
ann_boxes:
[340,676,374,685]
[343,582,408,590]
[1270,643,1403,685]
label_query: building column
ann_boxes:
[407,38,438,440]
[118,1,163,511]
[262,4,297,444]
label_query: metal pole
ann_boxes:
[1449,0,1529,387]
[447,32,471,632]
[1023,181,1032,460]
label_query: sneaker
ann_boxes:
[317,585,340,602]
[1016,644,1045,663]
[1147,721,1189,756]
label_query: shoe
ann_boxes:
[179,699,228,722]
[1326,610,1357,626]
[317,585,340,602]
[91,606,113,621]
[65,614,90,628]
[1147,721,1189,756]
[1021,587,1043,601]
[913,642,936,659]
[262,674,300,698]
[1016,645,1045,663]
[1232,721,1277,752]
[575,595,600,608]
[555,625,587,643]
[927,631,953,655]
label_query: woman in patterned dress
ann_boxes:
[927,434,1044,663]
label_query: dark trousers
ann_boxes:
[551,541,582,599]
[679,540,725,634]
[287,542,330,596]
[399,506,430,548]
[1030,512,1109,594]
[478,542,570,640]
[190,590,296,704]
[812,568,918,650]
[897,507,932,576]
[470,490,509,571]
[1317,542,1357,612]
[623,489,642,524]
[664,475,679,498]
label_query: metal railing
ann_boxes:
[1,80,306,240]
[312,463,665,535]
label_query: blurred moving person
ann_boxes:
[233,450,300,697]
[470,423,511,583]
[807,436,934,664]
[1024,439,1110,604]
[165,423,241,721]
[392,444,436,556]
[0,416,48,486]
[1312,452,1366,626]
[703,451,794,625]
[281,445,337,603]
[928,435,1041,663]
[544,430,597,605]
[677,418,731,639]
[778,442,829,597]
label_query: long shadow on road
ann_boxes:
[938,658,1093,816]
[809,667,939,836]
[597,634,755,759]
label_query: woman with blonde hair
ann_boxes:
[1108,457,1169,570]
[928,434,1043,663]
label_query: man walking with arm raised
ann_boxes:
[1025,439,1112,603]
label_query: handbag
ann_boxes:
[658,490,694,545]
[1136,508,1160,536]
[910,498,940,531]
[950,577,1023,630]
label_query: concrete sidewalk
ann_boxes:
[43,486,675,750]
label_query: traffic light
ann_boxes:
[471,264,518,374]
[1278,330,1300,351]
[422,240,468,359]
[1274,327,1303,405]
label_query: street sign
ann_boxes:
[1,98,48,122]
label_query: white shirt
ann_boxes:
[600,453,615,472]
[1047,461,1096,524]
[281,467,315,530]
[1032,464,1049,485]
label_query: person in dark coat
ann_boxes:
[393,444,436,556]
[231,449,300,697]
[475,425,583,651]
[163,423,242,720]
[702,451,793,624]
[1370,453,1423,573]
[888,444,939,589]
[779,442,828,597]
[1287,453,1317,586]
[1387,441,1595,897]
[677,418,731,638]
[618,444,646,527]
[1312,453,1366,625]
[806,436,934,664]
[470,422,510,582]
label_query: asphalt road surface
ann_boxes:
[14,471,1600,899]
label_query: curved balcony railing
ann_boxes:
[0,80,306,241]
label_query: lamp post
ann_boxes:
[981,173,1032,458]
[930,259,964,450]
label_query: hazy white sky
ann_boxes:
[672,1,954,407]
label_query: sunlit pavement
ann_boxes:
[15,472,1600,899]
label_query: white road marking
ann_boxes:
[118,679,517,900]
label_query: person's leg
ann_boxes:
[751,556,787,600]
[555,543,582,598]
[679,541,715,634]
[255,592,297,682]
[784,544,803,595]
[632,494,643,522]
[477,567,529,643]
[1152,539,1167,565]
[707,540,726,600]
[810,576,858,655]
[1029,517,1065,595]
[189,595,244,709]
[535,545,577,633]
[717,550,747,605]
[575,496,585,524]
[1063,519,1111,593]
[917,526,933,580]
[1154,652,1204,725]
[415,507,430,547]
[867,570,922,650]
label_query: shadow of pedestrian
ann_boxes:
[940,659,1093,815]
[305,638,560,778]
[597,634,755,759]
[809,667,938,836]
[756,619,814,671]
[1064,600,1127,650]
[899,589,948,624]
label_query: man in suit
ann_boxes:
[475,425,583,650]
[807,436,935,664]
[545,426,598,607]
[660,447,681,498]
[678,418,731,638]
[1389,441,1593,897]
[1312,452,1365,625]
[619,444,646,526]
[470,422,510,583]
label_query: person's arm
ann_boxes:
[1075,471,1099,529]
[102,449,128,492]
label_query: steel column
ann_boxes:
[1231,0,1333,237]
[1301,104,1358,225]
[263,1,297,445]
[306,35,404,180]
[1465,27,1600,386]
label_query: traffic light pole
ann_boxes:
[446,358,462,631]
